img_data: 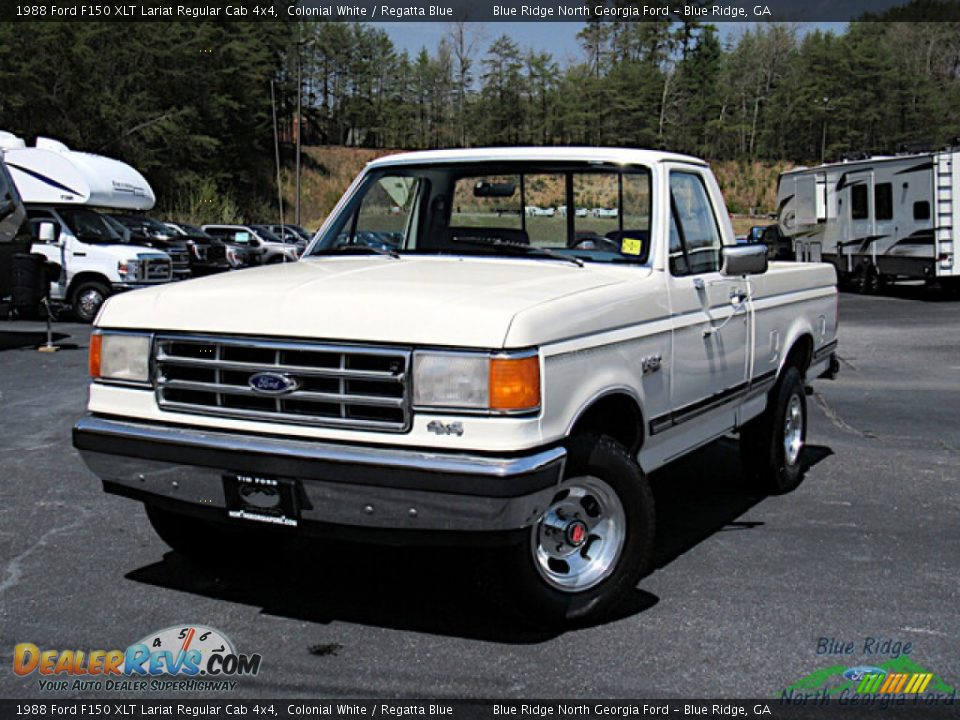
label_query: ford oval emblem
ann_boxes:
[248,372,298,395]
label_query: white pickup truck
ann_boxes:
[73,148,839,625]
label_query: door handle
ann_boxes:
[705,288,750,337]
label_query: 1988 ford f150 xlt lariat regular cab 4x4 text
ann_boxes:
[73,148,839,624]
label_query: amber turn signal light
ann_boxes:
[489,355,540,412]
[89,332,102,379]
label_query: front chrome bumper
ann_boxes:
[73,416,565,534]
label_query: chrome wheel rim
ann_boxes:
[531,475,626,592]
[77,289,104,318]
[783,394,804,466]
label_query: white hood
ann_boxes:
[98,256,631,348]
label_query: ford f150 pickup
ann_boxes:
[73,148,839,624]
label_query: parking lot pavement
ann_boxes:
[0,291,958,700]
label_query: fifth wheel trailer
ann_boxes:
[777,147,960,292]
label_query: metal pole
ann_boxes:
[821,97,829,164]
[37,298,58,353]
[270,80,286,261]
[295,29,302,227]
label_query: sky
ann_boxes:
[380,22,849,64]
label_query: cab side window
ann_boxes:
[669,172,722,275]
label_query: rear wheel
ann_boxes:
[740,366,807,495]
[506,435,655,626]
[71,281,110,323]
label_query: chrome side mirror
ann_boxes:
[722,243,768,276]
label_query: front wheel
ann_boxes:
[506,435,655,626]
[72,281,110,323]
[740,366,807,494]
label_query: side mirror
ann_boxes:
[38,222,59,244]
[721,243,768,276]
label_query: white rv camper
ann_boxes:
[777,147,960,292]
[0,133,175,321]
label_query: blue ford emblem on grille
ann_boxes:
[248,372,298,395]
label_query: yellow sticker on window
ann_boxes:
[621,237,643,256]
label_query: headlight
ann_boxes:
[89,331,152,384]
[117,259,140,280]
[412,351,540,413]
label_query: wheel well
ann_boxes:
[783,334,813,376]
[569,393,644,454]
[67,272,111,300]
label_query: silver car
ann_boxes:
[200,224,299,265]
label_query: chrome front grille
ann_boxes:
[140,255,173,282]
[154,335,411,432]
[169,251,191,275]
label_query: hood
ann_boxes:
[97,256,630,348]
[80,244,171,262]
[129,236,187,251]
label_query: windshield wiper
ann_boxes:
[316,244,400,259]
[451,235,583,267]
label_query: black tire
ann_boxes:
[145,504,291,565]
[71,280,110,323]
[504,434,655,627]
[853,263,880,295]
[740,366,807,495]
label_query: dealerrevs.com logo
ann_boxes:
[13,625,262,692]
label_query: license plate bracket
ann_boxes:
[222,474,300,527]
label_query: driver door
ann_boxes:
[661,168,750,451]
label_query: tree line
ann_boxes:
[300,15,960,163]
[0,6,958,216]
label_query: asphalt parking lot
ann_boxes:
[0,287,958,700]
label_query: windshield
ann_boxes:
[251,225,289,243]
[115,215,173,238]
[59,208,125,244]
[177,223,216,240]
[308,161,653,264]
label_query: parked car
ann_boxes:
[524,206,555,218]
[748,224,794,262]
[75,147,839,626]
[109,215,222,280]
[262,223,312,245]
[202,224,299,265]
[163,221,245,272]
[593,207,618,219]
